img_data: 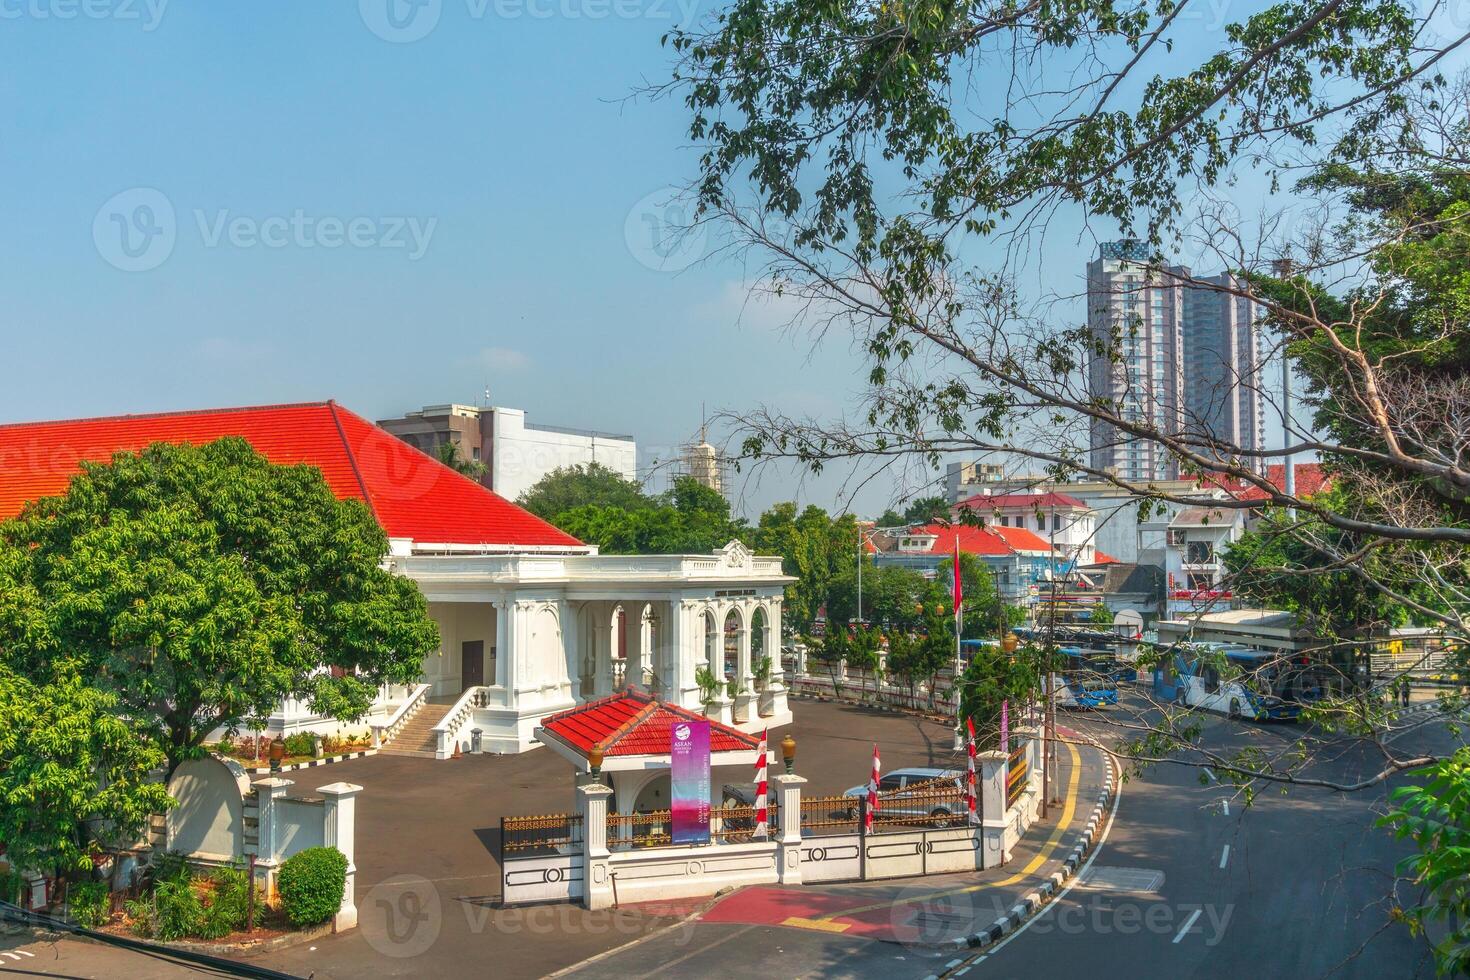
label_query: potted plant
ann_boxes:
[695,665,724,719]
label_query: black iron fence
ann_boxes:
[500,812,584,859]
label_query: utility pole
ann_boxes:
[856,525,864,626]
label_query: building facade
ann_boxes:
[377,403,638,503]
[1086,242,1267,482]
[1183,273,1265,468]
[1086,240,1188,482]
[868,522,1054,604]
[951,490,1097,567]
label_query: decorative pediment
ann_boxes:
[718,540,752,569]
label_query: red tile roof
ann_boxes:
[1089,550,1120,565]
[954,491,1089,511]
[539,688,761,757]
[1209,463,1331,502]
[905,522,1055,557]
[0,401,584,550]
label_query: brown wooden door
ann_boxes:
[461,640,484,691]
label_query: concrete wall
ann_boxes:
[425,601,498,698]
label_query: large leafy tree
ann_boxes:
[0,664,172,877]
[0,438,440,774]
[517,462,651,520]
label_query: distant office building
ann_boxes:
[377,404,637,502]
[1086,241,1266,481]
[1183,273,1265,470]
[1086,240,1188,482]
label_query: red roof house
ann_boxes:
[953,491,1089,512]
[0,401,585,552]
[1209,463,1331,503]
[537,688,762,771]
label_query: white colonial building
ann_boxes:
[0,401,792,756]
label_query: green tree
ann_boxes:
[902,496,949,525]
[0,438,440,774]
[937,552,1015,640]
[875,508,906,528]
[517,462,651,520]
[0,664,173,877]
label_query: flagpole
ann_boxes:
[952,535,963,750]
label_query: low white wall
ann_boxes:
[503,854,584,905]
[606,840,779,905]
[799,835,862,883]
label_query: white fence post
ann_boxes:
[578,782,614,911]
[978,751,1009,868]
[773,773,806,885]
[319,782,363,932]
[251,777,293,898]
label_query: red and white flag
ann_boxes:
[965,716,979,826]
[754,728,769,839]
[952,535,964,612]
[865,743,881,831]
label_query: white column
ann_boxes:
[251,777,293,899]
[494,598,514,706]
[318,782,362,931]
[579,782,615,911]
[623,604,646,690]
[562,599,582,703]
[595,602,617,696]
[733,604,756,723]
[773,772,806,886]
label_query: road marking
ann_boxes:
[1221,800,1229,816]
[965,749,1123,965]
[1218,845,1230,869]
[781,916,850,932]
[1203,769,1218,784]
[19,950,34,957]
[2,953,20,961]
[1173,908,1202,943]
[631,923,755,980]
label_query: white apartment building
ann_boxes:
[1086,240,1188,483]
[378,403,638,503]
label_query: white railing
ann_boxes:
[434,686,489,759]
[370,683,431,749]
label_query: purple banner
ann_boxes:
[670,720,711,844]
[1001,699,1009,751]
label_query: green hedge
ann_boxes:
[277,847,347,927]
[125,858,254,941]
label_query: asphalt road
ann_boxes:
[939,696,1464,980]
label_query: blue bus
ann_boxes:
[1153,644,1329,721]
[1052,647,1120,709]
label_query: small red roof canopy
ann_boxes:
[538,688,760,759]
[0,401,584,551]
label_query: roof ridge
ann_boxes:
[657,700,761,746]
[326,401,383,526]
[0,400,335,432]
[598,697,661,752]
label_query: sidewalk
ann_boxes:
[556,733,1113,977]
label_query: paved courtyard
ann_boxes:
[247,698,970,978]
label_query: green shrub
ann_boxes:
[152,877,205,941]
[69,881,111,929]
[282,733,315,757]
[277,847,347,927]
[197,866,253,940]
[124,895,158,938]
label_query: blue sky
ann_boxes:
[3,2,1451,517]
